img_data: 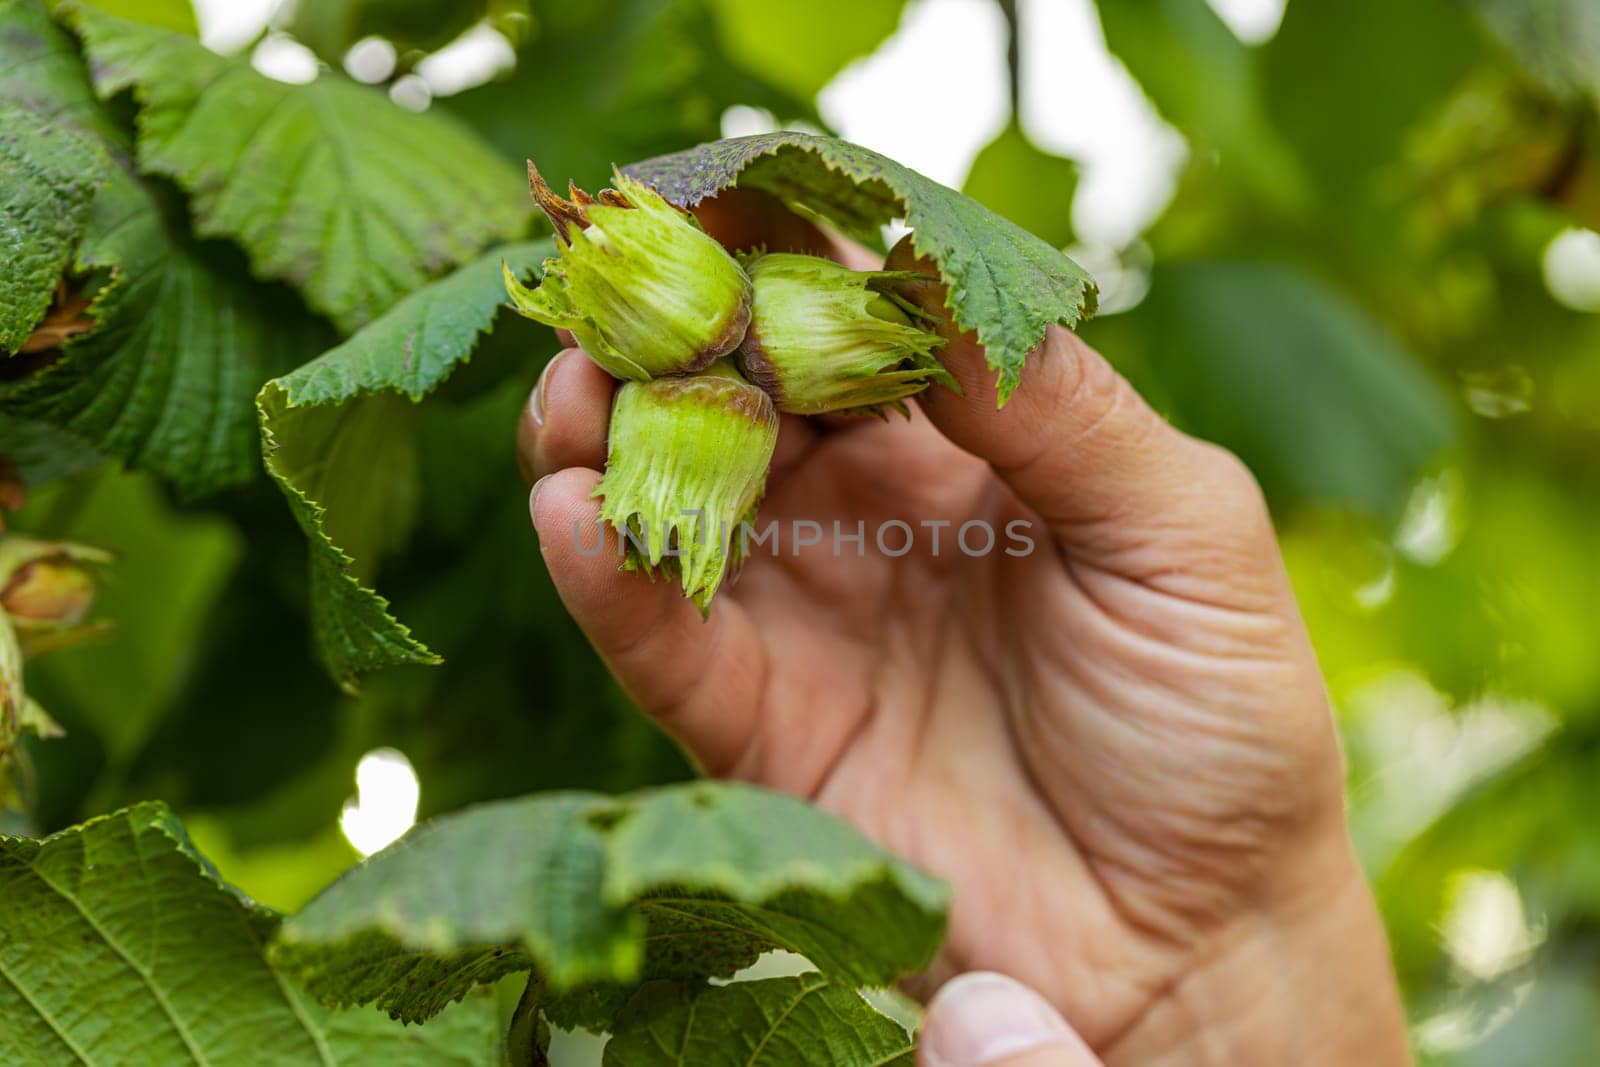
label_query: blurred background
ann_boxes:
[8,0,1600,1062]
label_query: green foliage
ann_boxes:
[0,0,332,495]
[604,974,914,1066]
[14,174,328,493]
[258,241,554,688]
[65,0,195,34]
[0,802,503,1065]
[1290,470,1600,713]
[0,413,103,485]
[2,0,1598,1060]
[0,1,121,138]
[704,0,907,102]
[961,121,1079,249]
[1468,0,1600,104]
[69,5,532,333]
[1379,741,1600,995]
[288,0,497,63]
[444,0,814,195]
[0,6,957,1055]
[1095,0,1304,211]
[1261,0,1482,206]
[20,471,243,766]
[0,103,104,351]
[1084,261,1456,521]
[273,782,948,1026]
[626,132,1097,402]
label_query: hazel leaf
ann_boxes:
[67,4,532,334]
[257,240,555,689]
[0,802,503,1065]
[603,974,915,1067]
[271,781,949,1029]
[623,132,1098,403]
[0,0,329,495]
[0,101,105,352]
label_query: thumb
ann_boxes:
[886,239,1278,590]
[918,973,1103,1067]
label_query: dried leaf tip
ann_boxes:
[526,160,592,242]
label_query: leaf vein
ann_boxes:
[741,978,823,1067]
[0,954,95,1066]
[26,840,213,1066]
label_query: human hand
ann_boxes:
[517,191,1409,1065]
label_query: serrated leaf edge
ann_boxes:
[623,132,1098,404]
[256,381,442,693]
[269,784,950,1016]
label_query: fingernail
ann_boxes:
[530,356,558,428]
[921,973,1081,1066]
[529,475,552,525]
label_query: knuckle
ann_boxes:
[1042,329,1110,412]
[1198,444,1273,532]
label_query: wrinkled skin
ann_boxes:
[518,191,1408,1065]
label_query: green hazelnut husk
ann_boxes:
[735,252,954,416]
[0,538,106,628]
[0,537,110,658]
[503,163,751,380]
[0,539,80,811]
[596,361,778,613]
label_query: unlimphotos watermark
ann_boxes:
[572,512,1037,559]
